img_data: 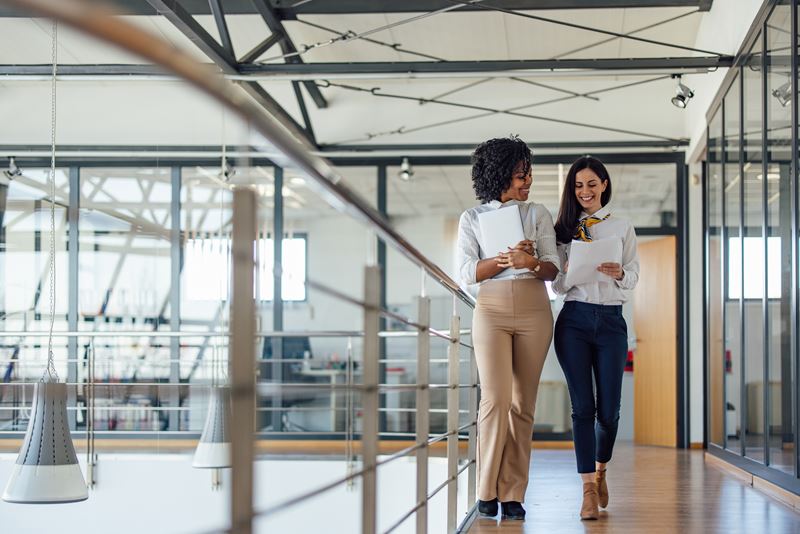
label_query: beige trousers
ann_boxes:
[472,278,552,502]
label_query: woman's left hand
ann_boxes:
[497,250,534,270]
[597,262,624,280]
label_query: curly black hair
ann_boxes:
[470,136,532,203]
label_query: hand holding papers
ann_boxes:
[564,237,623,287]
[477,204,527,275]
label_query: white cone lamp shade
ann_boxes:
[193,386,231,468]
[3,381,88,503]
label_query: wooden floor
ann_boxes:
[468,443,800,533]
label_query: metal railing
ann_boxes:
[2,1,480,533]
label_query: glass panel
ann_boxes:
[724,77,742,454]
[708,110,725,447]
[0,168,70,430]
[742,36,765,463]
[78,167,173,430]
[765,1,795,474]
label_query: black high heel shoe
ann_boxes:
[501,501,526,520]
[478,498,498,517]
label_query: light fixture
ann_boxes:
[193,386,232,468]
[3,382,88,503]
[3,157,22,180]
[193,142,232,473]
[399,157,414,181]
[670,75,694,109]
[3,21,88,505]
[772,80,792,107]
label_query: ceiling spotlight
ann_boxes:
[399,157,414,181]
[3,157,21,179]
[772,81,792,107]
[670,75,694,109]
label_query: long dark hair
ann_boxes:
[554,156,613,244]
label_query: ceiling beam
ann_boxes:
[0,0,714,16]
[238,56,733,76]
[272,0,714,17]
[0,56,732,79]
[208,0,235,58]
[319,140,690,152]
[249,0,328,109]
[143,0,316,148]
[239,32,284,64]
[145,0,236,73]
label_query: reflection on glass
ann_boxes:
[723,79,742,454]
[766,2,794,474]
[708,111,725,447]
[742,37,765,463]
[79,167,173,431]
[0,168,70,430]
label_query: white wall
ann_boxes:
[686,0,766,157]
[0,453,467,534]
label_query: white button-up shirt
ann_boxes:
[456,200,560,286]
[551,206,639,305]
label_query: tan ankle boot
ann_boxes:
[581,482,599,520]
[596,469,608,508]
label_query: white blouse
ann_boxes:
[551,206,639,305]
[456,200,560,286]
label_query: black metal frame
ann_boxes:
[703,0,800,496]
[3,148,689,442]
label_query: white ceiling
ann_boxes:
[0,6,717,148]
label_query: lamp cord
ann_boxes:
[44,20,58,383]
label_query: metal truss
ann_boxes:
[0,1,715,17]
[143,0,320,147]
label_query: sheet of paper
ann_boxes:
[564,237,623,287]
[477,204,527,275]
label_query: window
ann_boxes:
[184,235,307,301]
[727,236,781,299]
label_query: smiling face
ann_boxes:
[499,161,532,202]
[574,167,608,215]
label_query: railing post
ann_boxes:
[467,345,478,506]
[447,299,461,532]
[230,187,257,534]
[415,292,431,534]
[362,265,381,534]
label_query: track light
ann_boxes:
[3,157,21,179]
[670,75,694,109]
[399,157,414,181]
[772,81,792,107]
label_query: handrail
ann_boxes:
[0,329,472,338]
[2,0,476,310]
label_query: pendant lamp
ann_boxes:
[3,382,88,503]
[3,21,88,504]
[193,144,232,471]
[192,386,231,468]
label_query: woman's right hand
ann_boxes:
[511,239,535,256]
[563,260,569,273]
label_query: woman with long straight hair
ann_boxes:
[456,136,560,521]
[552,156,639,520]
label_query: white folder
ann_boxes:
[477,204,527,275]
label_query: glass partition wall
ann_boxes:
[704,0,799,491]
[0,153,683,442]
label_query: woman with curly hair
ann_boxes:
[456,136,559,521]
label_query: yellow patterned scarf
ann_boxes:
[574,213,610,242]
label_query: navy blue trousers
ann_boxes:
[554,300,628,474]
